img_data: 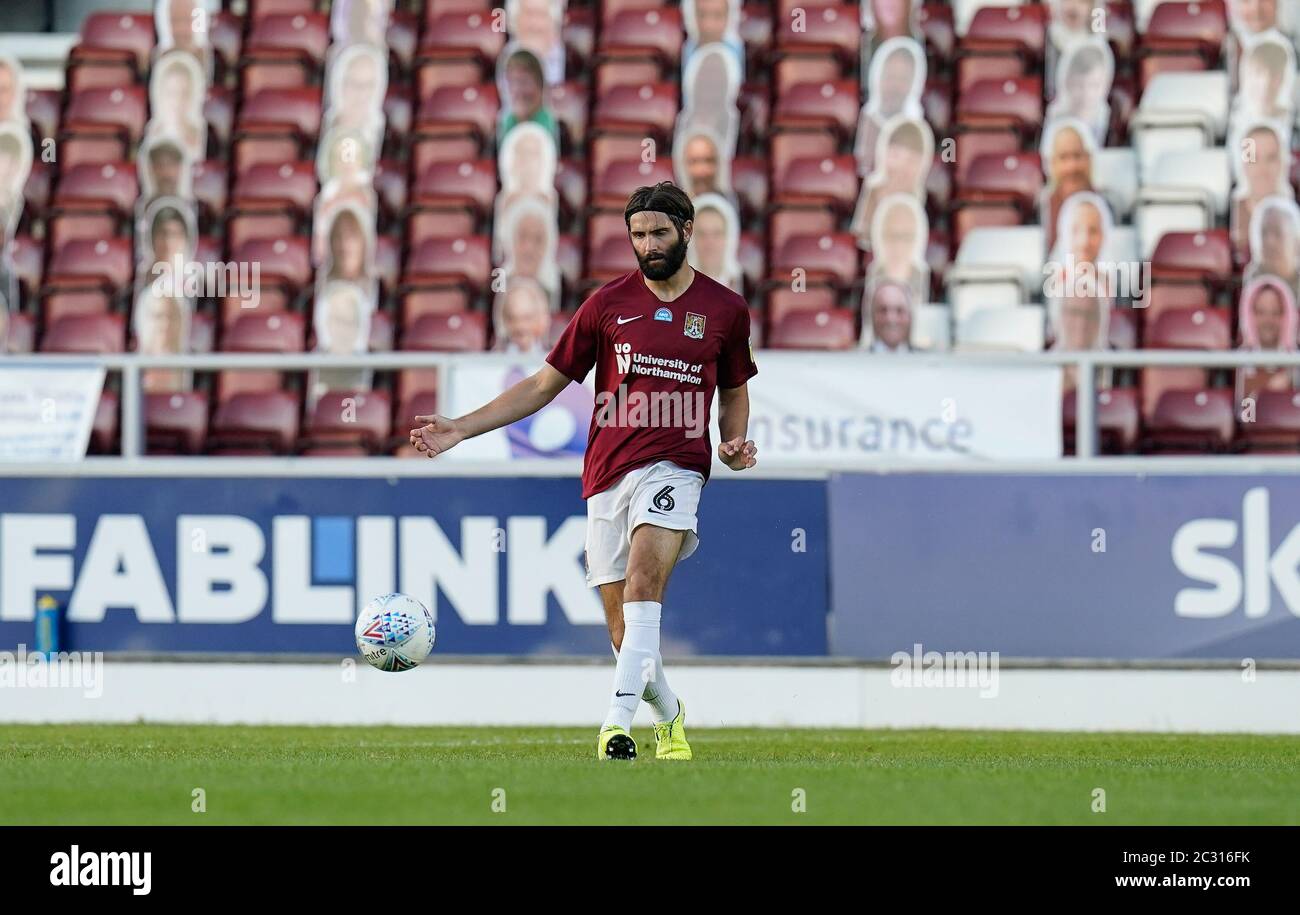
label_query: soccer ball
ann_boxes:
[355,593,436,671]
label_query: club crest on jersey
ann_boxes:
[654,307,673,322]
[684,312,706,339]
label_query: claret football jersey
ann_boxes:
[546,268,758,498]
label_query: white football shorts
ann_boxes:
[584,460,704,587]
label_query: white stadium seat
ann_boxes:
[912,303,952,352]
[955,305,1045,352]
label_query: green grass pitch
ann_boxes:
[1,725,1298,825]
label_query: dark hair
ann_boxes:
[505,47,545,88]
[624,181,694,232]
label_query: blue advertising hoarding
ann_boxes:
[0,477,829,656]
[829,473,1300,659]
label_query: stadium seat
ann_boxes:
[210,390,302,455]
[767,309,857,350]
[145,392,211,455]
[1150,230,1233,292]
[222,312,307,354]
[592,83,679,139]
[774,4,860,67]
[231,237,312,297]
[1144,389,1234,453]
[45,238,134,294]
[414,84,500,145]
[767,286,839,326]
[232,161,319,214]
[598,7,684,68]
[959,3,1046,60]
[402,236,492,293]
[400,311,488,352]
[1237,391,1300,453]
[68,12,154,76]
[771,81,860,140]
[52,161,138,219]
[954,305,1045,352]
[1140,1,1225,63]
[62,86,148,146]
[771,233,859,289]
[592,158,675,209]
[40,313,126,354]
[1063,387,1142,455]
[768,208,836,259]
[300,390,393,454]
[956,77,1043,138]
[772,156,858,216]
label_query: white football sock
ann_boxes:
[604,601,678,730]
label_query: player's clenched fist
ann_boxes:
[717,437,757,471]
[409,414,465,458]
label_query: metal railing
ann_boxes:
[7,348,1300,469]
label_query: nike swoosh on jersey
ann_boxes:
[616,315,643,324]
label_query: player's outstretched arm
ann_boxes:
[409,363,572,458]
[717,383,757,471]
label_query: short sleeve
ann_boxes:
[546,290,601,382]
[717,307,758,389]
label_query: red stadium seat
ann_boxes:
[52,161,138,218]
[956,77,1043,138]
[145,392,211,455]
[1140,306,1231,418]
[768,208,836,257]
[46,212,119,254]
[62,86,148,145]
[23,161,53,222]
[204,86,237,152]
[57,133,129,168]
[767,309,857,350]
[960,3,1046,58]
[225,212,299,253]
[221,311,306,354]
[410,135,483,176]
[774,4,860,67]
[1063,387,1142,454]
[773,155,858,215]
[1141,1,1225,63]
[598,7,684,68]
[1136,283,1210,324]
[232,160,319,214]
[771,80,859,140]
[731,155,769,219]
[1237,390,1300,453]
[244,12,329,66]
[402,236,493,292]
[374,159,409,220]
[956,152,1043,212]
[774,57,841,99]
[415,83,500,144]
[68,12,154,75]
[592,158,675,209]
[956,54,1027,96]
[301,390,393,454]
[771,233,859,289]
[249,0,316,22]
[232,237,312,294]
[400,311,488,352]
[238,86,323,139]
[400,288,473,328]
[1144,389,1234,453]
[41,289,112,325]
[770,130,837,181]
[40,313,126,354]
[952,131,1020,186]
[767,286,839,326]
[1151,230,1233,289]
[411,158,498,220]
[417,10,505,67]
[594,60,663,98]
[592,83,678,139]
[46,238,134,293]
[210,391,302,455]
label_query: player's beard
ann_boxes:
[636,232,689,281]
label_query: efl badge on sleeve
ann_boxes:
[684,312,706,339]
